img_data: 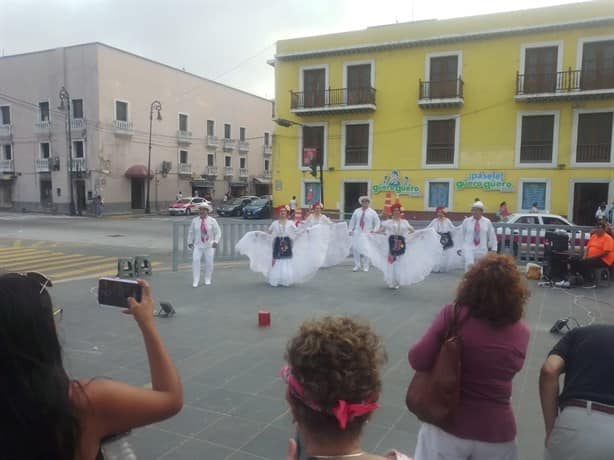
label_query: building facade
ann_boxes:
[271,1,614,225]
[0,43,273,214]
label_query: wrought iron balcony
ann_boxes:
[223,166,234,177]
[290,87,376,115]
[0,159,14,173]
[516,68,614,101]
[0,124,12,139]
[263,144,272,156]
[418,78,464,108]
[34,120,52,136]
[263,170,272,179]
[519,143,554,163]
[239,168,248,178]
[71,158,87,173]
[238,141,249,153]
[223,138,235,151]
[177,130,192,144]
[112,120,134,136]
[206,135,218,148]
[35,158,51,172]
[178,163,192,176]
[70,119,86,131]
[575,142,612,163]
[206,165,218,177]
[425,146,455,165]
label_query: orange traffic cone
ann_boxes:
[384,192,392,216]
[295,208,302,225]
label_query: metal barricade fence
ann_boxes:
[171,219,593,271]
[172,221,269,270]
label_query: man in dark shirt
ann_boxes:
[539,324,614,459]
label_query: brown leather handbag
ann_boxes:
[405,304,464,428]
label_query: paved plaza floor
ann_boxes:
[53,262,614,460]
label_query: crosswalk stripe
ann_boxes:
[0,251,57,264]
[0,248,41,257]
[50,261,162,279]
[11,240,22,248]
[5,256,113,273]
[29,241,48,249]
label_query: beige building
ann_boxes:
[0,42,273,214]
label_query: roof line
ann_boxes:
[275,16,614,61]
[0,42,272,103]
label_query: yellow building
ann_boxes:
[271,1,614,225]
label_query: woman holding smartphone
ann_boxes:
[0,273,183,459]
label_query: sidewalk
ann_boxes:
[53,264,614,459]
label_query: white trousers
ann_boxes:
[352,233,370,269]
[545,405,614,460]
[415,423,518,460]
[192,246,215,285]
[464,247,488,272]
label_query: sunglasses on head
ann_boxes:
[5,271,61,317]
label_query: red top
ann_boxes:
[408,305,530,443]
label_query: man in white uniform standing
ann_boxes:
[188,203,221,287]
[459,200,497,272]
[349,196,381,272]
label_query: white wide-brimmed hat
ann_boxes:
[198,202,212,211]
[358,195,371,204]
[471,201,485,211]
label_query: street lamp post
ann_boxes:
[58,87,76,216]
[145,101,162,214]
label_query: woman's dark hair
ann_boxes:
[285,316,387,441]
[0,274,80,459]
[455,253,529,327]
[500,201,506,207]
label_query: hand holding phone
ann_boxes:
[98,278,142,308]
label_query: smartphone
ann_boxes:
[98,278,142,308]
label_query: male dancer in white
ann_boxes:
[458,200,497,272]
[187,203,221,287]
[349,196,380,272]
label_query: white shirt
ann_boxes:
[187,215,221,249]
[460,216,497,252]
[595,207,608,219]
[349,207,380,234]
[269,219,297,238]
[289,199,297,211]
[381,218,414,236]
[427,217,455,233]
[304,214,332,227]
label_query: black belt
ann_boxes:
[561,399,614,415]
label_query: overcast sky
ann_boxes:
[0,0,588,98]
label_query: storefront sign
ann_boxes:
[303,148,316,166]
[372,170,421,196]
[455,172,513,193]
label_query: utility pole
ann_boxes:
[145,100,162,214]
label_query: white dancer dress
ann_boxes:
[427,218,464,272]
[303,214,351,267]
[235,220,330,287]
[366,222,442,288]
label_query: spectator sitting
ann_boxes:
[568,221,614,287]
[539,324,614,460]
[0,274,183,459]
[282,316,410,460]
[409,253,530,460]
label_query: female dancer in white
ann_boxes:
[235,205,329,287]
[366,203,442,289]
[427,206,464,272]
[303,202,351,267]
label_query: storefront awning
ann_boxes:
[253,177,272,184]
[124,164,151,178]
[191,179,213,188]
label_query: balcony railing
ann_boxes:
[425,146,455,165]
[516,68,614,100]
[206,165,218,176]
[0,124,12,138]
[223,138,235,151]
[263,170,272,179]
[112,120,134,136]
[0,159,14,173]
[223,166,233,176]
[178,163,192,175]
[419,78,464,107]
[34,120,52,135]
[206,135,218,148]
[263,144,272,156]
[290,87,376,114]
[35,158,51,172]
[177,130,192,144]
[239,168,248,177]
[238,141,249,153]
[519,144,554,163]
[70,119,86,131]
[71,158,86,173]
[576,142,612,163]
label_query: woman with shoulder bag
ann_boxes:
[408,253,531,460]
